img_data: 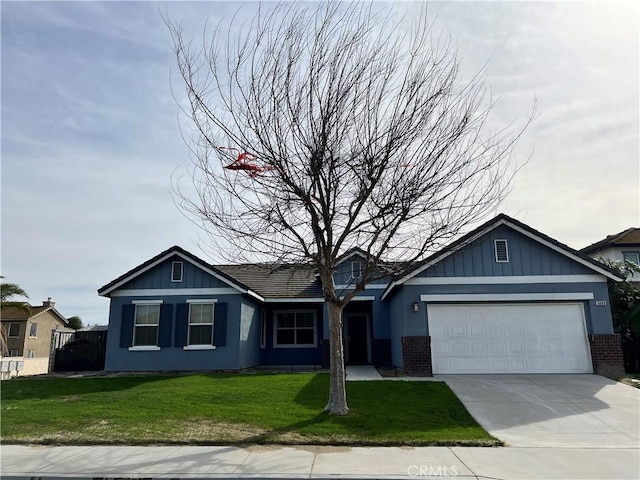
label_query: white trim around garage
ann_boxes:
[420,293,595,302]
[427,302,593,374]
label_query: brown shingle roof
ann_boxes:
[0,304,68,325]
[216,263,322,298]
[581,227,640,254]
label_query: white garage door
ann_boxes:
[428,303,593,374]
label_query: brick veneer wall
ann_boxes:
[401,336,432,376]
[588,334,625,379]
[371,339,392,367]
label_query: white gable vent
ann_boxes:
[172,261,184,282]
[494,239,509,263]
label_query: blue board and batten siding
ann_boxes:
[104,255,254,371]
[101,219,620,374]
[423,226,596,277]
[387,225,616,368]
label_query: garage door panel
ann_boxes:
[428,303,592,374]
[508,340,526,354]
[469,340,487,355]
[488,324,504,338]
[488,340,507,355]
[449,324,467,337]
[469,324,486,337]
[526,341,543,354]
[489,358,508,371]
[544,340,563,354]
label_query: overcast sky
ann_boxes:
[2,1,638,325]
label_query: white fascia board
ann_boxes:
[406,274,605,285]
[382,218,624,300]
[346,296,376,301]
[100,250,263,299]
[111,288,241,297]
[381,221,508,300]
[505,223,624,282]
[419,292,595,302]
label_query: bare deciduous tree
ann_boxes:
[168,1,532,415]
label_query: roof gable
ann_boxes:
[0,304,69,325]
[97,246,257,298]
[382,214,624,299]
[335,247,368,266]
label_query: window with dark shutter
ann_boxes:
[171,261,183,282]
[494,239,509,263]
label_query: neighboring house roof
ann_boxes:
[581,227,640,254]
[79,324,109,332]
[381,213,625,300]
[0,302,69,326]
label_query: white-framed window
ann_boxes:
[171,261,183,282]
[187,303,215,346]
[8,323,20,338]
[351,261,363,280]
[29,323,38,338]
[133,304,160,347]
[494,239,509,263]
[26,349,36,358]
[623,252,640,266]
[273,310,316,348]
[7,350,20,357]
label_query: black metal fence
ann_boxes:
[52,330,107,372]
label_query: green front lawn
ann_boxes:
[1,373,499,446]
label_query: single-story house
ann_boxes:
[98,214,626,377]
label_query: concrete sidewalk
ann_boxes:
[2,443,639,479]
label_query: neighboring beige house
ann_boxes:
[1,298,70,377]
[581,228,640,286]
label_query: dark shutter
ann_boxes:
[175,303,189,347]
[120,304,135,347]
[158,304,174,347]
[213,303,228,347]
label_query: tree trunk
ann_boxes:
[325,299,349,415]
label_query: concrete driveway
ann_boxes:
[439,374,640,448]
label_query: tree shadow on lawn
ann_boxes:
[240,373,497,446]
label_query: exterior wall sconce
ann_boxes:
[412,302,420,312]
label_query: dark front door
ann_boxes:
[345,314,369,364]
